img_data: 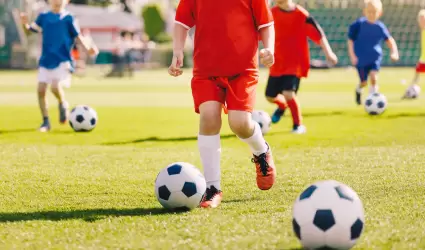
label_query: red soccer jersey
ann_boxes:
[175,0,273,77]
[270,5,323,77]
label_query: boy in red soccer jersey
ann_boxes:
[267,0,338,134]
[169,0,276,208]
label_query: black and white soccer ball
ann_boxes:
[404,84,421,99]
[252,110,272,134]
[292,180,365,250]
[364,93,387,115]
[69,105,98,132]
[155,162,206,210]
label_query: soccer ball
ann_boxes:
[252,110,272,134]
[292,180,365,250]
[404,84,421,99]
[155,162,206,210]
[69,105,98,132]
[364,93,387,115]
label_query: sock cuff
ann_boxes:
[198,134,221,148]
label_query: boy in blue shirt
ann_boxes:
[348,0,399,105]
[21,0,98,132]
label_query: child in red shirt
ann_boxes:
[266,0,337,134]
[169,0,276,208]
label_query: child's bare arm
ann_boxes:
[386,37,399,62]
[347,39,357,66]
[319,35,338,65]
[259,25,275,68]
[169,24,189,76]
[76,35,98,57]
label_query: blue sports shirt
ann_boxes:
[348,17,391,67]
[35,10,80,69]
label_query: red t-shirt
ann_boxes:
[175,0,273,77]
[270,5,323,77]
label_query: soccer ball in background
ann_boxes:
[292,180,365,250]
[364,93,387,115]
[155,162,206,210]
[404,84,421,99]
[252,110,272,135]
[69,105,98,132]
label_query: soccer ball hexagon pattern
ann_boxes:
[69,105,98,132]
[364,93,387,115]
[292,180,365,250]
[252,110,272,135]
[155,162,206,210]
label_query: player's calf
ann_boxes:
[229,111,276,190]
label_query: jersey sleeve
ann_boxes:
[251,0,274,30]
[348,20,360,41]
[68,15,80,39]
[175,0,195,29]
[33,13,44,31]
[305,16,323,44]
[380,22,391,41]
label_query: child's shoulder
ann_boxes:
[295,5,310,16]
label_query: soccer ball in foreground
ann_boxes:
[155,162,206,210]
[364,93,387,115]
[292,180,365,250]
[69,105,98,132]
[404,84,421,99]
[252,110,272,134]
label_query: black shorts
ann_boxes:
[265,75,301,97]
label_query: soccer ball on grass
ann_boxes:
[69,105,98,132]
[155,162,206,210]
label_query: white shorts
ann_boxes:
[38,62,72,88]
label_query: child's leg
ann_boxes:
[227,73,276,190]
[265,75,288,123]
[37,82,50,131]
[369,71,379,94]
[191,76,225,208]
[355,66,370,104]
[38,82,49,118]
[51,80,66,103]
[281,76,303,132]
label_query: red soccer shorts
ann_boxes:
[416,62,425,73]
[191,73,259,114]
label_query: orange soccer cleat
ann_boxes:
[251,144,276,190]
[200,186,223,208]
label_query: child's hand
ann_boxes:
[168,50,184,77]
[88,46,99,57]
[259,48,274,68]
[20,12,28,25]
[326,52,338,66]
[390,52,399,62]
[350,56,358,66]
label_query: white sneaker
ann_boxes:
[292,125,307,134]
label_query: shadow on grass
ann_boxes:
[0,207,188,223]
[302,111,345,117]
[102,130,288,146]
[0,128,36,134]
[384,112,425,119]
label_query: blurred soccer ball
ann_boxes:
[404,84,421,99]
[155,162,206,210]
[252,110,272,134]
[364,93,387,115]
[292,180,365,250]
[69,105,98,132]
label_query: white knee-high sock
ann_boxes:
[369,84,379,94]
[198,134,221,190]
[240,122,268,156]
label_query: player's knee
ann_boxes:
[370,72,378,83]
[282,91,295,101]
[360,81,367,87]
[228,111,252,138]
[37,84,47,97]
[266,96,275,103]
[199,102,222,134]
[51,82,61,92]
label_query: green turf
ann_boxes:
[1,68,425,249]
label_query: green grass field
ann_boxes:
[1,68,425,249]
